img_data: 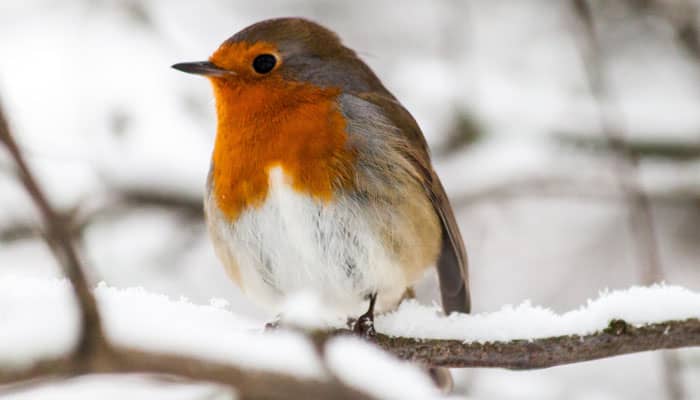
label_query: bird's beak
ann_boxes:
[171,61,235,77]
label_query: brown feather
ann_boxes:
[343,92,471,314]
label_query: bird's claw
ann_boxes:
[352,314,376,338]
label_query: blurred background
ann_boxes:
[1,0,699,399]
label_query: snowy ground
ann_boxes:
[1,0,699,399]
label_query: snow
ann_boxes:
[0,276,323,379]
[1,275,698,387]
[377,285,700,341]
[0,278,78,369]
[325,336,442,400]
[0,276,448,397]
[276,291,347,330]
[265,283,700,342]
[95,283,325,379]
[2,275,698,399]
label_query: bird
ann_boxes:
[173,17,470,335]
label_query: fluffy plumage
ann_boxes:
[200,17,470,315]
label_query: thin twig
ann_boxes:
[569,2,685,399]
[0,99,105,359]
[570,0,663,282]
[0,346,371,400]
[452,176,700,209]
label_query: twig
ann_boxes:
[452,176,700,208]
[557,132,700,161]
[0,187,204,243]
[569,2,685,398]
[0,346,371,400]
[649,0,700,63]
[570,0,663,282]
[0,99,105,359]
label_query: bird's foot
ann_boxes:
[352,313,376,338]
[351,292,377,339]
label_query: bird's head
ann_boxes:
[172,17,387,102]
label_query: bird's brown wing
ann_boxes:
[347,92,471,314]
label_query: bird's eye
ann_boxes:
[252,54,277,74]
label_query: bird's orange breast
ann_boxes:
[208,74,355,221]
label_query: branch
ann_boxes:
[570,0,664,283]
[374,318,700,369]
[2,318,698,393]
[556,133,700,161]
[0,187,204,243]
[0,99,105,358]
[570,3,686,398]
[451,176,700,209]
[0,346,370,400]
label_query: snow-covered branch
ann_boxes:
[373,318,700,369]
[1,277,699,398]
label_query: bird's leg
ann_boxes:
[353,292,377,338]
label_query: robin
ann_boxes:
[173,18,470,335]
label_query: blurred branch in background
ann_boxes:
[644,0,700,63]
[570,1,690,399]
[0,187,203,243]
[452,176,700,208]
[556,133,700,161]
[0,97,106,361]
[434,109,485,158]
[570,0,661,306]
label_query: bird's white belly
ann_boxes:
[210,167,408,315]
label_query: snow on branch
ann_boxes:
[1,277,700,394]
[375,318,700,369]
[290,283,700,369]
[368,285,700,368]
